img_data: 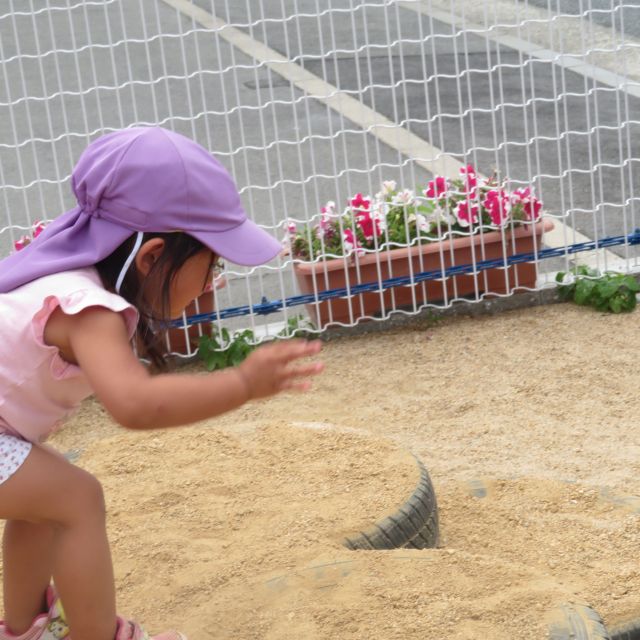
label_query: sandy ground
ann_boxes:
[11,301,640,639]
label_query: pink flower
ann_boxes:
[351,193,380,240]
[455,200,480,227]
[424,176,449,199]
[321,201,337,217]
[459,165,477,191]
[350,193,371,213]
[342,228,358,253]
[287,219,297,234]
[13,221,49,253]
[317,218,336,241]
[512,188,542,220]
[13,235,29,252]
[317,220,330,239]
[356,209,382,241]
[32,220,46,238]
[484,189,511,226]
[317,201,337,239]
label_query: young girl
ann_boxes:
[0,127,323,640]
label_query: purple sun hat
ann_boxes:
[0,127,282,294]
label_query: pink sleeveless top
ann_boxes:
[0,268,138,443]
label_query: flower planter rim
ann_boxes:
[293,218,554,275]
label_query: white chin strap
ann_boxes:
[115,231,144,294]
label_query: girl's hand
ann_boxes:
[237,339,324,400]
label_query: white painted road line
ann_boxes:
[401,1,640,99]
[161,0,463,178]
[163,0,623,269]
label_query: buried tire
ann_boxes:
[343,456,439,551]
[609,619,640,640]
[548,604,611,640]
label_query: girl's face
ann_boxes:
[167,248,217,318]
[134,237,219,319]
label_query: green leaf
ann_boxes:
[574,279,596,305]
[228,346,246,367]
[597,279,620,299]
[609,294,624,313]
[200,347,228,371]
[623,276,640,292]
[198,327,256,370]
[277,315,314,339]
[576,265,596,277]
[416,202,436,214]
[561,268,639,314]
[593,298,609,312]
[625,294,637,312]
[616,290,637,312]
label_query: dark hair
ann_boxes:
[95,232,213,371]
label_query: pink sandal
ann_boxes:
[0,586,58,640]
[114,617,186,640]
[0,586,186,640]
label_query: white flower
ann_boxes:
[371,201,387,233]
[392,189,416,207]
[321,200,337,217]
[434,205,457,226]
[382,180,397,196]
[415,213,431,233]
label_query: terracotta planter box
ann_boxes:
[293,219,554,328]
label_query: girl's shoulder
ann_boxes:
[0,268,139,339]
[15,267,104,295]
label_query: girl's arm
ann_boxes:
[65,306,323,430]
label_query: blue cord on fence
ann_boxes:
[172,229,640,326]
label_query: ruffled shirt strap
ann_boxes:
[32,278,139,380]
[0,268,139,443]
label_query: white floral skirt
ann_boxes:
[0,434,32,484]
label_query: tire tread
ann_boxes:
[343,457,439,551]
